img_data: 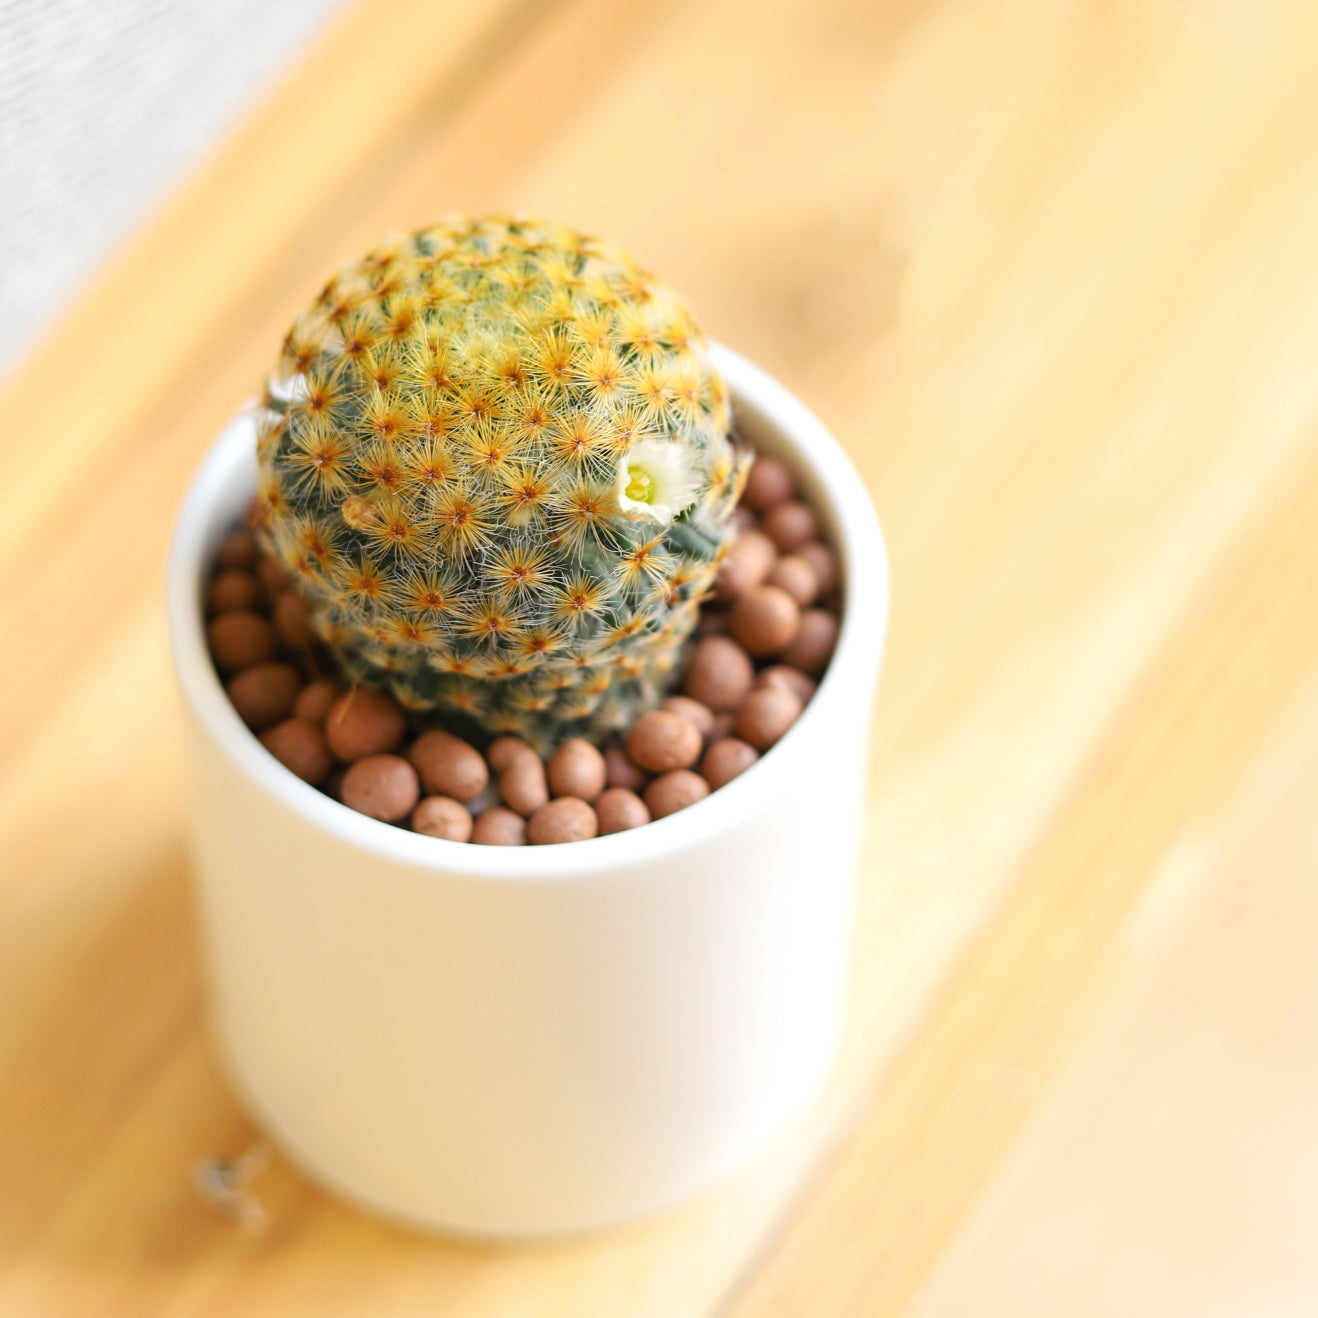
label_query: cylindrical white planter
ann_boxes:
[167,344,887,1237]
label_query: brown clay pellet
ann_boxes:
[500,753,549,817]
[325,687,406,761]
[762,500,819,552]
[259,718,333,784]
[731,505,758,531]
[207,569,260,614]
[293,678,339,722]
[757,664,818,705]
[226,662,302,730]
[408,729,489,802]
[709,711,736,741]
[730,584,801,657]
[683,635,755,713]
[781,608,839,675]
[604,745,649,791]
[660,695,715,740]
[644,769,710,819]
[208,611,276,673]
[546,738,607,801]
[734,683,803,750]
[743,455,795,512]
[257,555,293,594]
[340,754,419,822]
[412,795,474,842]
[627,710,702,773]
[527,796,598,844]
[797,541,839,595]
[701,737,760,789]
[595,787,651,834]
[714,529,776,602]
[274,590,318,649]
[766,554,819,608]
[472,805,527,845]
[216,528,258,570]
[487,735,537,774]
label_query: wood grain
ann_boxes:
[728,405,1318,1318]
[900,671,1318,1316]
[3,0,1318,1313]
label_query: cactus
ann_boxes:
[253,215,747,749]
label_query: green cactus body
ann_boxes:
[254,216,747,750]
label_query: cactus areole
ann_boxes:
[254,216,749,750]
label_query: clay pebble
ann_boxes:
[757,664,818,705]
[781,608,839,675]
[765,554,819,608]
[227,661,301,730]
[207,611,276,673]
[734,683,803,750]
[340,754,419,822]
[500,752,549,817]
[644,769,710,819]
[595,787,650,834]
[293,679,340,723]
[216,528,258,570]
[627,710,702,773]
[729,584,800,657]
[325,688,407,761]
[546,738,607,801]
[472,806,527,846]
[259,718,332,784]
[207,569,260,615]
[762,500,819,552]
[487,735,538,774]
[714,529,776,602]
[700,737,759,790]
[274,590,318,649]
[527,796,598,844]
[412,796,474,842]
[409,729,489,802]
[683,635,755,713]
[742,455,796,512]
[797,541,839,595]
[659,695,716,740]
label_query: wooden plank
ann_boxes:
[726,426,1318,1317]
[3,0,1318,1314]
[903,673,1318,1317]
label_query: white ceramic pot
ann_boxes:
[167,344,888,1237]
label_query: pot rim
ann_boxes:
[166,342,888,882]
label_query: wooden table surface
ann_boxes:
[4,0,1318,1312]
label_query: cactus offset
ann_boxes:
[254,216,747,749]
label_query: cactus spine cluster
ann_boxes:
[254,216,747,749]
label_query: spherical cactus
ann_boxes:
[253,215,748,750]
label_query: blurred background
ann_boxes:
[0,0,348,377]
[3,1,1317,1315]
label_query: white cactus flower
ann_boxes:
[615,439,701,525]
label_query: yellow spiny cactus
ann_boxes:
[254,215,747,749]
